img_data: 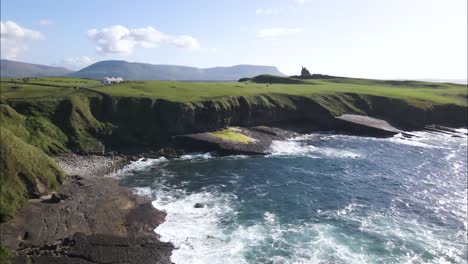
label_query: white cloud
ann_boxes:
[56,56,94,70]
[293,0,311,4]
[87,25,200,55]
[257,27,303,38]
[0,20,44,59]
[168,35,200,49]
[255,8,279,15]
[39,19,52,26]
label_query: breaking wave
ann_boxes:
[114,131,467,263]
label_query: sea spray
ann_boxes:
[115,131,467,264]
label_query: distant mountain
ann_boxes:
[67,60,286,80]
[0,59,74,78]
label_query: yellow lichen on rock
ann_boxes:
[210,127,255,144]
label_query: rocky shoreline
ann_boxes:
[0,154,174,264]
[1,116,466,264]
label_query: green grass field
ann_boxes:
[0,78,100,100]
[1,77,100,87]
[1,77,466,108]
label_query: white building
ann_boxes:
[102,77,124,85]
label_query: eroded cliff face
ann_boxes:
[3,93,466,153]
[0,92,466,230]
[87,94,336,150]
[86,93,466,151]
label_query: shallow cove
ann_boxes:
[114,130,467,264]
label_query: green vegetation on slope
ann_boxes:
[0,243,13,264]
[53,95,112,152]
[211,127,255,143]
[0,127,65,222]
[0,104,69,154]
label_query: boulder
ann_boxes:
[194,203,205,208]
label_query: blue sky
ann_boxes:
[1,0,467,79]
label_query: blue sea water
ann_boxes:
[114,130,467,264]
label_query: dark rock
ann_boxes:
[335,114,403,137]
[125,202,166,235]
[13,255,95,264]
[194,203,205,208]
[156,148,181,158]
[129,155,139,161]
[48,193,62,203]
[1,168,173,264]
[424,124,465,137]
[69,233,173,264]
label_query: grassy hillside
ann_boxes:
[0,104,69,154]
[0,127,65,222]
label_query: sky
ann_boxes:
[1,0,467,79]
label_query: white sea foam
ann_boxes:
[393,130,468,149]
[389,134,440,149]
[113,130,467,264]
[223,155,249,160]
[111,157,168,178]
[318,201,468,264]
[133,186,154,197]
[155,194,378,264]
[268,139,361,159]
[153,188,404,264]
[178,153,213,160]
[177,153,249,162]
[152,190,254,264]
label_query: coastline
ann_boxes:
[1,126,467,263]
[0,154,174,264]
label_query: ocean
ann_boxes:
[114,130,467,264]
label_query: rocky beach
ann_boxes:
[0,154,173,264]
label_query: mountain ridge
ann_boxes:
[0,59,74,78]
[67,60,286,80]
[1,59,286,80]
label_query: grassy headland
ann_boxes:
[81,78,467,107]
[1,76,466,106]
[0,76,466,223]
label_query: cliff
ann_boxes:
[5,92,465,152]
[0,77,466,262]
